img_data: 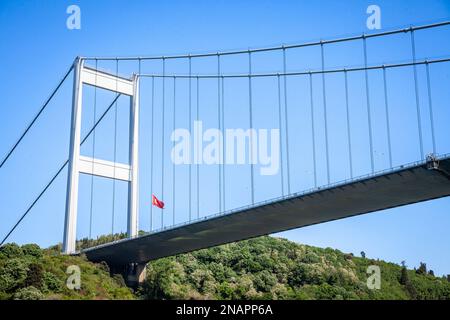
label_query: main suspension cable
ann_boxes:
[83,21,450,61]
[0,64,74,169]
[138,57,450,79]
[0,94,121,246]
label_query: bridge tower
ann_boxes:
[63,57,140,254]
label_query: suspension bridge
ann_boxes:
[1,21,450,285]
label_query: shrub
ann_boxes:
[98,261,110,273]
[42,272,63,293]
[13,286,43,300]
[21,244,42,258]
[0,258,29,292]
[0,243,22,259]
[112,274,126,287]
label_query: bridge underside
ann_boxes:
[83,157,450,266]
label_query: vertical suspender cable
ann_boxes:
[89,59,98,239]
[248,52,255,204]
[150,76,155,231]
[172,77,176,226]
[344,70,353,179]
[221,76,226,211]
[425,61,437,154]
[382,66,393,168]
[188,56,192,221]
[136,58,142,236]
[277,74,285,196]
[111,59,119,235]
[196,77,200,219]
[309,72,317,188]
[161,58,166,228]
[320,43,330,184]
[217,54,223,211]
[282,47,291,194]
[411,29,424,159]
[363,36,375,173]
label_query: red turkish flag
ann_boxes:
[152,194,165,209]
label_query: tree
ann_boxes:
[416,262,427,275]
[400,267,409,285]
[24,263,44,289]
[21,244,42,258]
[0,243,22,259]
[447,275,450,283]
[360,251,366,259]
[0,258,29,292]
[253,270,277,292]
[405,281,418,299]
[428,270,434,276]
[399,266,417,299]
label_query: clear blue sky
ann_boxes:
[1,0,450,276]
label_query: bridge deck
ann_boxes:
[83,156,450,266]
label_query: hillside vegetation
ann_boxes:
[141,236,450,300]
[0,243,133,300]
[1,236,449,300]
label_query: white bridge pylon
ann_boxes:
[63,57,140,254]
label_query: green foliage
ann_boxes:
[24,263,44,289]
[0,258,29,292]
[140,236,450,300]
[2,236,449,300]
[13,286,43,300]
[42,271,63,293]
[0,243,134,300]
[416,262,427,275]
[76,233,127,251]
[0,243,23,259]
[400,267,409,285]
[21,244,42,258]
